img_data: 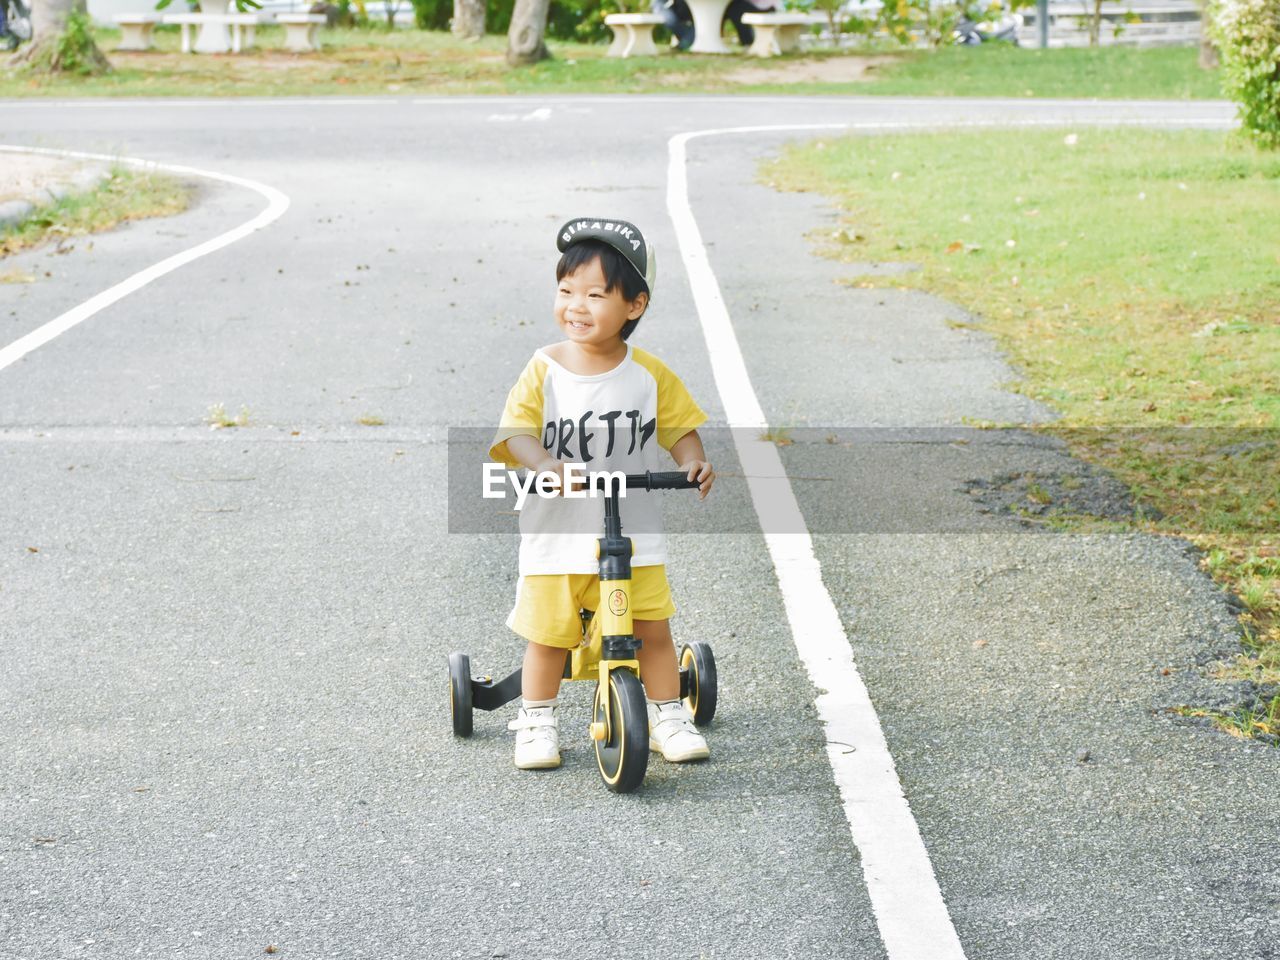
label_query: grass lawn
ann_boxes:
[0,167,191,270]
[0,26,1224,99]
[764,127,1279,742]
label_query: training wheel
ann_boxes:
[679,641,717,726]
[448,651,474,738]
[592,669,649,794]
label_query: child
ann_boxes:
[487,217,715,771]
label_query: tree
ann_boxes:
[1197,0,1220,68]
[452,0,485,39]
[12,0,111,73]
[506,0,552,64]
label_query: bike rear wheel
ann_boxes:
[448,652,474,738]
[680,641,718,726]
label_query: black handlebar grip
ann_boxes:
[626,471,700,491]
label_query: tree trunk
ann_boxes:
[1089,0,1101,46]
[31,0,72,44]
[1197,0,1219,68]
[452,0,485,39]
[13,0,111,72]
[506,0,551,65]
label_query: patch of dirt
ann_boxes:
[720,53,898,85]
[963,468,1162,528]
[0,155,92,205]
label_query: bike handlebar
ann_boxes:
[589,470,700,492]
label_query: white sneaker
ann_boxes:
[647,700,710,762]
[507,705,560,770]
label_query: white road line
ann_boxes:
[668,122,965,959]
[668,111,1236,957]
[0,145,289,374]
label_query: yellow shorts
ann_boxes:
[506,564,677,650]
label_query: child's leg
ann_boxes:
[522,640,568,702]
[635,617,709,762]
[634,618,679,702]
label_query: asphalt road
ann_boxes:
[2,94,1276,960]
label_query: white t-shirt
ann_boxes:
[488,342,708,576]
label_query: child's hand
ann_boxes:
[680,460,714,500]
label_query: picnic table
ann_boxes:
[164,9,267,53]
[159,0,275,54]
[683,0,735,52]
[156,5,325,54]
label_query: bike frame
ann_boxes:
[578,481,639,744]
[466,471,698,719]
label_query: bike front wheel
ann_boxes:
[592,668,649,794]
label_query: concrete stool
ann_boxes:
[114,13,162,51]
[741,12,822,56]
[603,13,664,57]
[276,13,326,52]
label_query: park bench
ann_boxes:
[113,13,163,52]
[603,13,664,57]
[276,13,327,52]
[163,12,271,53]
[741,11,827,56]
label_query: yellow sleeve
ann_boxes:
[634,348,709,451]
[487,354,549,468]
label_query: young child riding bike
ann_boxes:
[487,217,716,771]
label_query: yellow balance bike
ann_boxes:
[448,470,718,794]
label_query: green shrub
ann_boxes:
[1209,0,1280,149]
[409,0,452,28]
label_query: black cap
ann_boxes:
[555,217,657,296]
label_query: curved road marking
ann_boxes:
[0,144,289,373]
[669,111,1228,956]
